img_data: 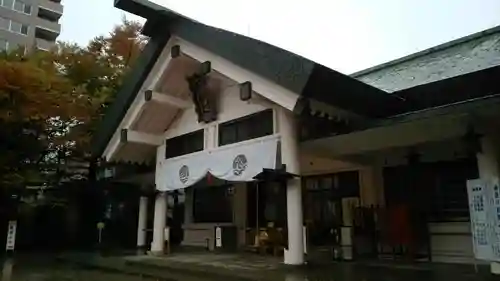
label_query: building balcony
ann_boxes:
[35,38,54,51]
[38,0,63,21]
[35,17,61,41]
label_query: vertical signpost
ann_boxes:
[467,178,500,264]
[215,226,222,249]
[5,220,17,253]
[97,222,105,246]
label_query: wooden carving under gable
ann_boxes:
[186,62,219,123]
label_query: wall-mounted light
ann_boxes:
[200,61,211,75]
[171,45,181,58]
[120,129,128,143]
[239,81,252,101]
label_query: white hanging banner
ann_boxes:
[156,135,279,191]
[159,150,210,192]
[209,136,278,182]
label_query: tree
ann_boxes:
[56,18,146,147]
[0,18,145,189]
[0,49,90,186]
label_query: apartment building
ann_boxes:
[0,0,63,52]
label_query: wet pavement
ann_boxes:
[1,253,497,281]
[1,255,159,281]
[59,252,496,281]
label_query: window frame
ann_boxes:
[0,39,8,51]
[0,16,29,36]
[0,16,9,31]
[218,109,274,146]
[1,0,31,15]
[1,0,15,9]
[22,2,30,14]
[20,23,28,35]
[164,129,205,159]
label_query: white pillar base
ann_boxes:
[284,179,304,265]
[151,192,167,254]
[491,262,500,275]
[137,196,148,249]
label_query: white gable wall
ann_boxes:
[103,37,178,161]
[164,85,276,140]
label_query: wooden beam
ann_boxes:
[120,128,163,146]
[144,90,191,109]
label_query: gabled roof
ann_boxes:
[92,0,500,157]
[92,0,404,156]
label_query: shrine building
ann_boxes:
[92,0,500,270]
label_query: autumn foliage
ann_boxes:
[0,54,90,121]
[0,19,144,187]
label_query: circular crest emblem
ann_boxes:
[179,165,189,184]
[233,154,248,176]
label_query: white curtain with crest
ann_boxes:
[155,135,279,191]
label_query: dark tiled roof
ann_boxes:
[352,26,500,92]
[168,18,404,117]
[92,0,500,156]
[118,0,402,115]
[92,0,402,156]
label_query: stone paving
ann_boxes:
[2,255,158,281]
[127,252,281,270]
[59,251,499,281]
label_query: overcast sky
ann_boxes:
[60,0,500,74]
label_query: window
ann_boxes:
[23,3,30,14]
[1,0,14,9]
[0,16,28,35]
[13,0,22,12]
[0,16,8,30]
[164,130,204,159]
[0,39,8,51]
[9,20,20,33]
[192,185,233,223]
[20,24,27,34]
[430,159,478,220]
[304,171,360,198]
[383,158,478,221]
[218,109,273,146]
[14,0,30,14]
[1,0,31,14]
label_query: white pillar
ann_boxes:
[151,192,167,254]
[137,196,148,248]
[277,108,304,265]
[359,166,385,207]
[476,136,500,274]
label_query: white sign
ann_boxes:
[467,178,500,262]
[5,221,17,251]
[488,178,500,259]
[215,226,222,248]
